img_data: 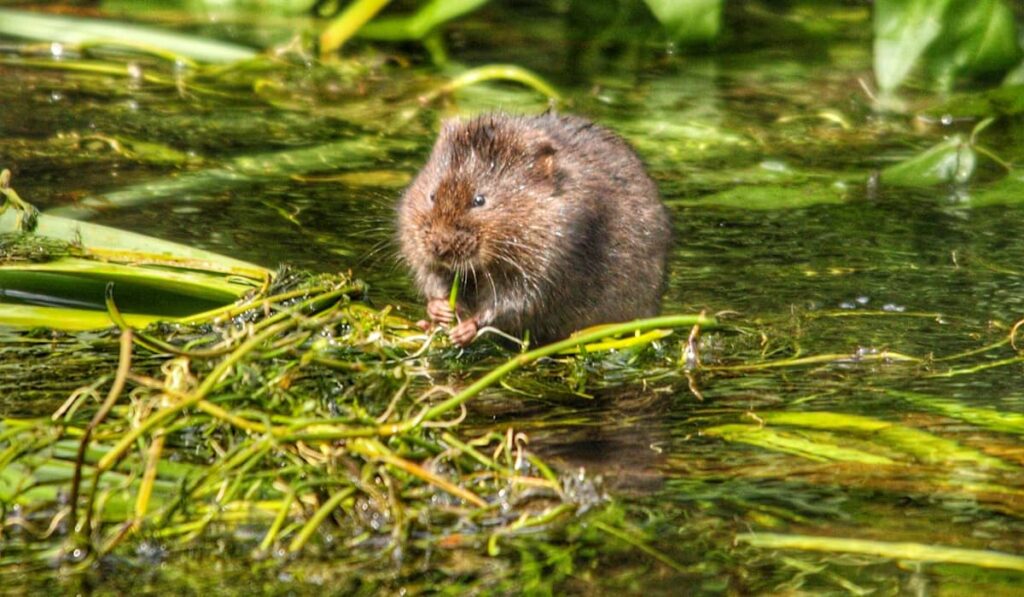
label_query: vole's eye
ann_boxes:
[428,192,436,203]
[471,194,486,208]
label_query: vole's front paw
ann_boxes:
[449,318,478,347]
[426,298,454,325]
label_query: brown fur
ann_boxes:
[397,112,671,344]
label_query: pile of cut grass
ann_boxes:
[0,264,714,574]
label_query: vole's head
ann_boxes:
[398,114,561,277]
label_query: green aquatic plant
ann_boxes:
[880,119,1009,187]
[887,390,1024,436]
[0,170,266,329]
[642,0,723,45]
[0,286,718,576]
[873,0,1021,93]
[964,172,1024,207]
[0,8,257,63]
[738,533,1024,572]
[667,182,850,211]
[354,0,490,46]
[880,134,978,187]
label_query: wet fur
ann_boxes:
[397,112,671,344]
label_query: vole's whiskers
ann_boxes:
[484,270,498,303]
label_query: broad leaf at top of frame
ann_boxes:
[874,0,1021,93]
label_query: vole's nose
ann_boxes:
[430,237,455,261]
[429,228,477,263]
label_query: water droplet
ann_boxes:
[50,42,64,58]
[940,114,954,126]
[49,91,63,103]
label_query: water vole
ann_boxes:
[397,112,671,346]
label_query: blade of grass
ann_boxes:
[594,520,688,574]
[0,8,256,63]
[760,411,1013,469]
[420,64,562,102]
[0,210,267,276]
[886,390,1024,435]
[71,327,133,535]
[287,487,356,553]
[0,304,162,330]
[703,424,897,465]
[738,532,1024,572]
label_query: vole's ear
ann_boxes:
[533,142,557,179]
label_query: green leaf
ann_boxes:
[665,182,849,211]
[963,172,1024,206]
[873,0,1021,93]
[703,424,898,464]
[873,0,951,92]
[708,411,1013,470]
[1003,58,1024,85]
[0,304,163,331]
[642,0,723,44]
[880,135,976,187]
[887,390,1024,435]
[737,533,1024,572]
[0,8,256,63]
[1,202,267,330]
[1,211,265,276]
[359,0,491,41]
[0,258,246,307]
[928,0,1022,84]
[761,412,1011,469]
